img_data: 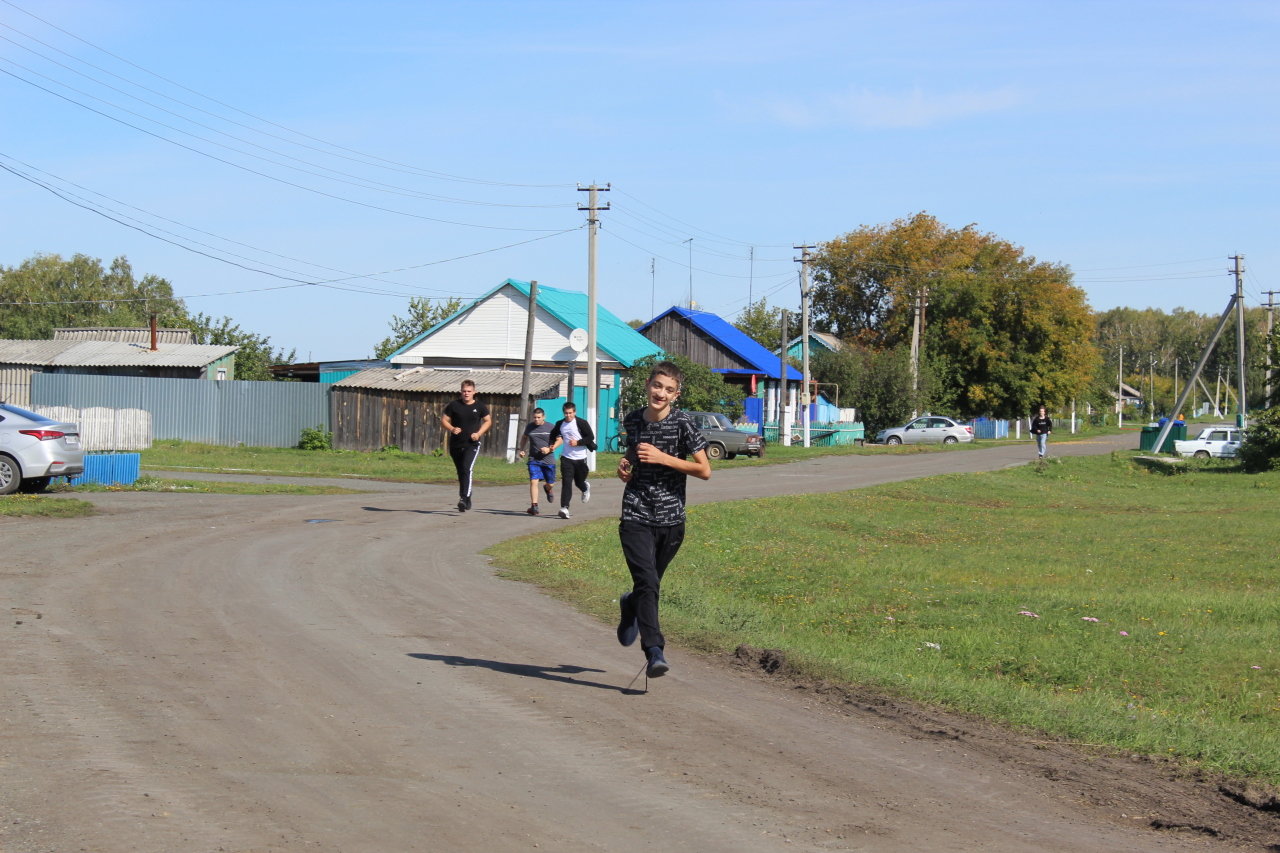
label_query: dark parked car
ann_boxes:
[686,411,764,460]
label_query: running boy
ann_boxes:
[517,407,557,515]
[440,379,491,512]
[614,360,711,678]
[549,401,596,519]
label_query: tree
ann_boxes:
[811,345,918,435]
[626,319,644,329]
[811,213,1097,417]
[618,353,746,421]
[170,312,295,382]
[1238,405,1280,473]
[374,296,465,359]
[733,297,794,352]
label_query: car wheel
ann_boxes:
[0,454,20,495]
[18,477,52,494]
[1194,450,1210,459]
[725,452,737,460]
[886,436,902,446]
[943,436,958,445]
[707,442,725,460]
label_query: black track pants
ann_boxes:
[618,520,686,651]
[560,457,590,508]
[450,443,480,499]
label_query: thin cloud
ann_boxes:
[740,84,1025,128]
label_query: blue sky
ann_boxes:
[1,1,1277,360]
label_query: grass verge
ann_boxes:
[56,475,369,495]
[0,494,96,518]
[485,451,1280,784]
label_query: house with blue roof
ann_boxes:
[387,279,662,438]
[637,306,801,427]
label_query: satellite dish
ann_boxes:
[568,328,588,354]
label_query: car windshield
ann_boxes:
[711,414,735,430]
[0,402,58,425]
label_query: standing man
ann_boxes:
[550,401,595,519]
[441,379,491,512]
[1030,405,1052,459]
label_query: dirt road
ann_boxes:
[3,437,1271,851]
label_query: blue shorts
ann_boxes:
[527,458,556,483]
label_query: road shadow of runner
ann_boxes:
[407,653,643,695]
[361,506,453,514]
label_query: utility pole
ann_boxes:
[1118,346,1124,428]
[1231,255,1247,426]
[748,246,754,308]
[795,244,816,448]
[1152,291,1242,453]
[577,183,610,471]
[650,258,656,320]
[779,309,790,447]
[1264,290,1277,409]
[518,280,539,442]
[685,238,694,308]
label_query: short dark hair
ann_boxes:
[562,401,576,412]
[461,379,476,390]
[649,360,683,391]
[532,407,544,415]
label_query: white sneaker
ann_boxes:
[558,507,570,519]
[581,482,591,503]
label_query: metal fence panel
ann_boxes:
[31,405,152,451]
[31,374,329,448]
[70,453,141,486]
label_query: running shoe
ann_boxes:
[616,592,638,647]
[465,496,473,511]
[645,646,669,678]
[544,484,554,503]
[558,507,570,519]
[457,498,467,513]
[527,504,539,516]
[581,481,591,503]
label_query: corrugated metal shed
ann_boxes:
[0,339,237,368]
[53,327,195,345]
[335,367,561,396]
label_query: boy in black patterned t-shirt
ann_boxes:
[615,360,711,678]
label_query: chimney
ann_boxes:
[149,314,158,351]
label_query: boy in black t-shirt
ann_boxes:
[615,361,710,678]
[441,379,491,512]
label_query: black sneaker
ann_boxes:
[457,498,467,512]
[645,646,669,678]
[616,592,638,647]
[527,504,539,516]
[465,495,473,511]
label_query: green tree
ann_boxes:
[170,312,295,382]
[733,297,794,352]
[811,345,918,435]
[374,296,465,359]
[626,318,644,329]
[618,353,746,420]
[811,213,1097,417]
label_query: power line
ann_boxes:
[0,0,572,189]
[613,188,789,248]
[600,225,795,281]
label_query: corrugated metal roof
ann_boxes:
[53,327,195,345]
[637,308,802,380]
[335,367,562,396]
[0,339,237,368]
[387,278,663,368]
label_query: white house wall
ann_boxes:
[393,284,608,365]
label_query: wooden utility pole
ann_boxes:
[1264,290,1277,409]
[518,280,539,439]
[1231,255,1247,426]
[577,183,610,471]
[795,244,816,447]
[779,309,790,446]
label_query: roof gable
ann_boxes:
[638,307,801,380]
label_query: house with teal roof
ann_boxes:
[387,279,662,439]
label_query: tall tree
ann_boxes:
[811,213,1097,417]
[170,312,295,382]
[374,296,465,359]
[618,353,746,421]
[733,297,794,352]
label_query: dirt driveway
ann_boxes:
[3,436,1274,851]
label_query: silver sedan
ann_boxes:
[0,402,85,494]
[877,416,974,446]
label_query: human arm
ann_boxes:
[472,413,493,442]
[577,418,598,452]
[634,443,711,480]
[517,429,528,458]
[441,409,462,436]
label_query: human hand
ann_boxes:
[568,438,578,446]
[635,442,667,465]
[617,458,633,482]
[451,426,462,435]
[470,432,480,441]
[518,449,526,458]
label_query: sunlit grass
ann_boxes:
[0,494,96,518]
[487,452,1280,783]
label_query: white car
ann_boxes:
[0,402,85,493]
[1174,426,1242,459]
[876,416,974,446]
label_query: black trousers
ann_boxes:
[450,443,480,499]
[560,457,590,508]
[618,520,686,651]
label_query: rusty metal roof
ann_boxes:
[53,327,195,345]
[334,367,562,396]
[0,339,237,368]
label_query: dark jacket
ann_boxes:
[1030,416,1053,436]
[550,416,597,451]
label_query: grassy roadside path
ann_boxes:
[487,452,1280,785]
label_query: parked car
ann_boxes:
[876,415,974,446]
[0,402,84,494]
[685,411,765,460]
[1174,425,1243,459]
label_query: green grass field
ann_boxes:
[486,452,1280,784]
[0,494,96,518]
[57,475,369,496]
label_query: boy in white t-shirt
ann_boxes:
[549,402,596,519]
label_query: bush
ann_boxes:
[1238,406,1280,473]
[298,425,333,451]
[619,354,746,420]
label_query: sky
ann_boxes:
[1,0,1277,361]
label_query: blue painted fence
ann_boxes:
[70,453,140,486]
